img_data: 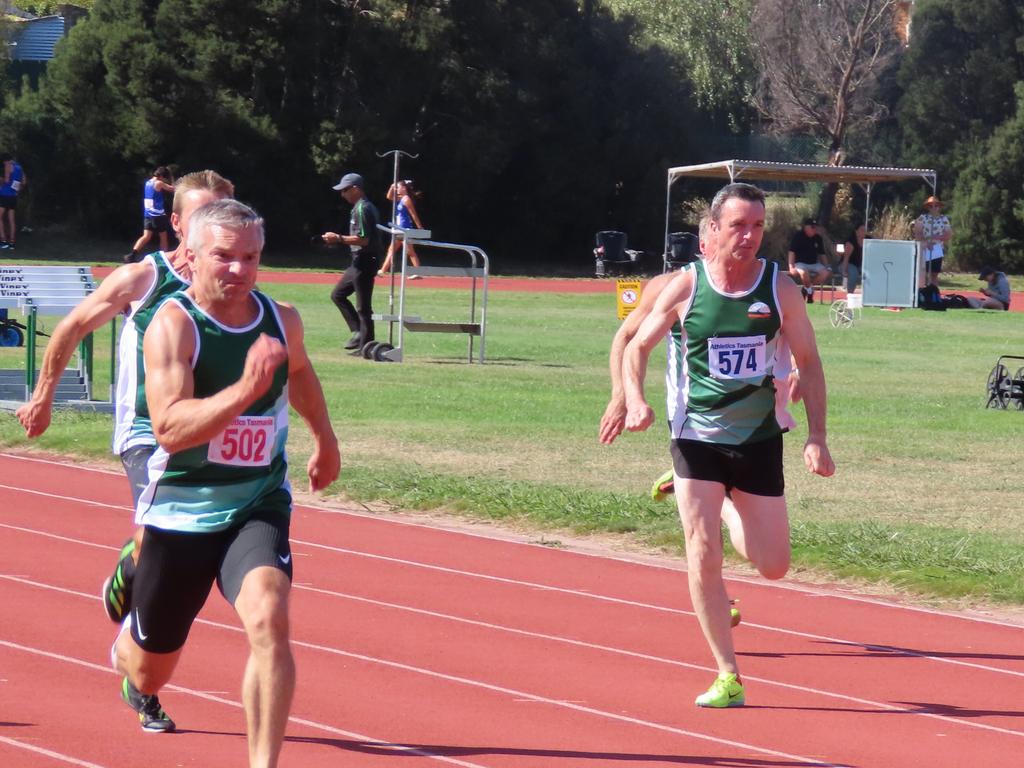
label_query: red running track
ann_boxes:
[1,451,1022,767]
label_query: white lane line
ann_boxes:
[0,635,844,768]
[0,453,123,476]
[2,453,1022,631]
[0,735,108,768]
[0,639,488,768]
[0,484,127,511]
[5,573,1023,744]
[291,537,1024,681]
[3,520,1024,683]
[0,522,121,551]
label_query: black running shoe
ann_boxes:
[121,677,175,733]
[101,539,136,623]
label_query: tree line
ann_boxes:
[1,0,1022,273]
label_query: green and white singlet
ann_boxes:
[666,258,783,445]
[113,251,190,454]
[137,290,291,533]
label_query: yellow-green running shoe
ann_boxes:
[121,677,175,732]
[730,599,742,628]
[101,539,136,624]
[695,672,745,708]
[650,469,675,501]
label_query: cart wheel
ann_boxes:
[1014,367,1024,410]
[0,325,24,347]
[829,299,854,329]
[361,341,381,359]
[986,363,1010,409]
[373,342,394,362]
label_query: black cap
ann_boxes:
[332,172,364,191]
[803,217,818,226]
[978,266,995,280]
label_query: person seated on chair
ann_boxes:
[842,222,866,293]
[967,266,1011,310]
[787,217,833,304]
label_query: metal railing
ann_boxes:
[373,226,490,363]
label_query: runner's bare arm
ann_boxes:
[15,261,155,437]
[278,302,341,492]
[777,277,834,477]
[144,303,287,454]
[622,270,694,433]
[600,271,676,445]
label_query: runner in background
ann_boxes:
[16,172,235,732]
[622,182,834,709]
[0,152,27,251]
[126,167,176,263]
[379,179,426,278]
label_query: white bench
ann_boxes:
[0,265,96,316]
[0,266,99,401]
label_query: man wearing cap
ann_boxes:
[969,267,1011,310]
[912,196,951,288]
[322,173,382,354]
[787,218,833,304]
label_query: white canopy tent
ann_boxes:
[664,159,938,254]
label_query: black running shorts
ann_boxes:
[670,435,785,497]
[142,214,170,233]
[130,491,293,654]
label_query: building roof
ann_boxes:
[8,14,65,62]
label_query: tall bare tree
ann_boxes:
[750,0,904,221]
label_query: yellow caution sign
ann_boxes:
[616,279,642,320]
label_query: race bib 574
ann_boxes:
[707,335,767,380]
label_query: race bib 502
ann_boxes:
[207,416,275,467]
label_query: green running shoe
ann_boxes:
[650,469,675,501]
[121,677,175,733]
[101,539,136,624]
[695,672,745,708]
[729,599,742,628]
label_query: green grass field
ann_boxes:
[1,263,1022,606]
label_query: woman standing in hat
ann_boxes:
[912,196,951,288]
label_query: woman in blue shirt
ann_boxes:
[379,180,426,278]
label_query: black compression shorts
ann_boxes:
[670,435,785,497]
[130,492,292,653]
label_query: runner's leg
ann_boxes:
[235,566,294,768]
[726,490,790,580]
[676,476,738,674]
[221,502,294,768]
